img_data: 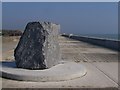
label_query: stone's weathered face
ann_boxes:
[14,22,60,70]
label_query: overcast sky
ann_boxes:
[2,2,118,34]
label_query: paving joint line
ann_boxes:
[91,62,119,87]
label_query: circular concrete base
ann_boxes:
[0,61,87,82]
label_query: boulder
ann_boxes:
[14,22,60,70]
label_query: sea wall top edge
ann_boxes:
[62,34,120,42]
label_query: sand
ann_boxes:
[2,36,20,61]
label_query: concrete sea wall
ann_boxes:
[62,34,120,51]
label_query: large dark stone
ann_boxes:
[14,22,60,70]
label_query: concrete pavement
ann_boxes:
[1,36,119,89]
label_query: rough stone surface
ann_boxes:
[14,22,60,70]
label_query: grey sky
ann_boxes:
[2,2,118,34]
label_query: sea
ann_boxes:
[79,34,119,40]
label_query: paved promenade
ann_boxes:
[1,36,119,89]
